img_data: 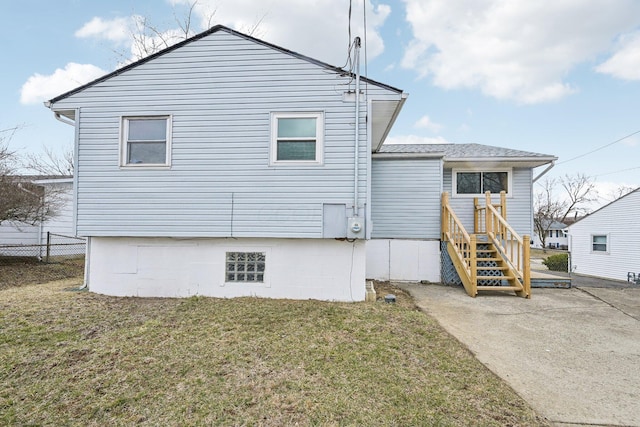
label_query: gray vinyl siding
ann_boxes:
[51,31,401,238]
[371,158,443,239]
[443,168,533,237]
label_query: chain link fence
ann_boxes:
[0,232,86,265]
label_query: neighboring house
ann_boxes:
[0,177,77,257]
[532,220,568,249]
[566,188,640,282]
[45,25,556,300]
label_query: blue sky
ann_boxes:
[2,0,639,209]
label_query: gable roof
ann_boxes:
[375,143,556,167]
[47,25,402,105]
[567,187,640,228]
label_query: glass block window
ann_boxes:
[455,170,510,195]
[271,112,323,164]
[225,252,266,283]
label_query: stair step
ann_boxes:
[477,257,502,262]
[477,275,515,280]
[477,285,523,292]
[477,266,509,271]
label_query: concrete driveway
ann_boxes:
[397,282,640,426]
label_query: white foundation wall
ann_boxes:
[86,237,366,301]
[366,239,440,282]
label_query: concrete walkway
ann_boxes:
[397,282,640,426]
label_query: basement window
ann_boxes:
[225,252,266,283]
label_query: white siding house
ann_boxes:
[47,26,406,301]
[566,188,640,282]
[532,220,568,249]
[0,178,77,257]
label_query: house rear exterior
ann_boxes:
[367,144,556,283]
[46,26,405,300]
[47,25,557,300]
[566,188,640,282]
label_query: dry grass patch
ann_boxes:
[0,257,84,290]
[1,279,550,426]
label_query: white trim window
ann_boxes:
[121,116,171,167]
[270,112,323,165]
[453,169,512,196]
[591,234,608,253]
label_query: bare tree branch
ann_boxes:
[0,128,67,226]
[604,185,637,203]
[23,145,74,176]
[113,0,221,63]
[558,173,598,221]
[533,174,598,249]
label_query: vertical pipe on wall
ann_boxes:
[353,37,361,217]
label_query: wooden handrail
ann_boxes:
[443,190,530,298]
[442,192,476,296]
[483,192,531,298]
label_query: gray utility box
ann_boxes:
[347,217,365,239]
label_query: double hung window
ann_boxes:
[271,112,323,165]
[592,235,608,253]
[121,116,171,166]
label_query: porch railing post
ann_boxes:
[442,192,449,240]
[484,191,492,235]
[500,190,507,220]
[470,234,477,295]
[473,197,479,234]
[523,234,531,297]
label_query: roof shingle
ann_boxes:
[379,143,554,159]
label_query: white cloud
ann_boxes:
[400,0,640,104]
[20,63,107,105]
[385,134,452,144]
[171,0,391,66]
[596,31,640,80]
[414,114,442,132]
[75,16,132,43]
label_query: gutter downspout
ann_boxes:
[48,105,86,290]
[533,161,555,183]
[353,37,361,218]
[54,112,75,127]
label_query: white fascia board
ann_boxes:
[444,156,557,168]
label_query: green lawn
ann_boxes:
[0,278,549,426]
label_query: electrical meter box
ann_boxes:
[347,217,364,239]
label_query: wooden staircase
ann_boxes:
[442,191,531,298]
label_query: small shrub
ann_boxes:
[542,253,568,272]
